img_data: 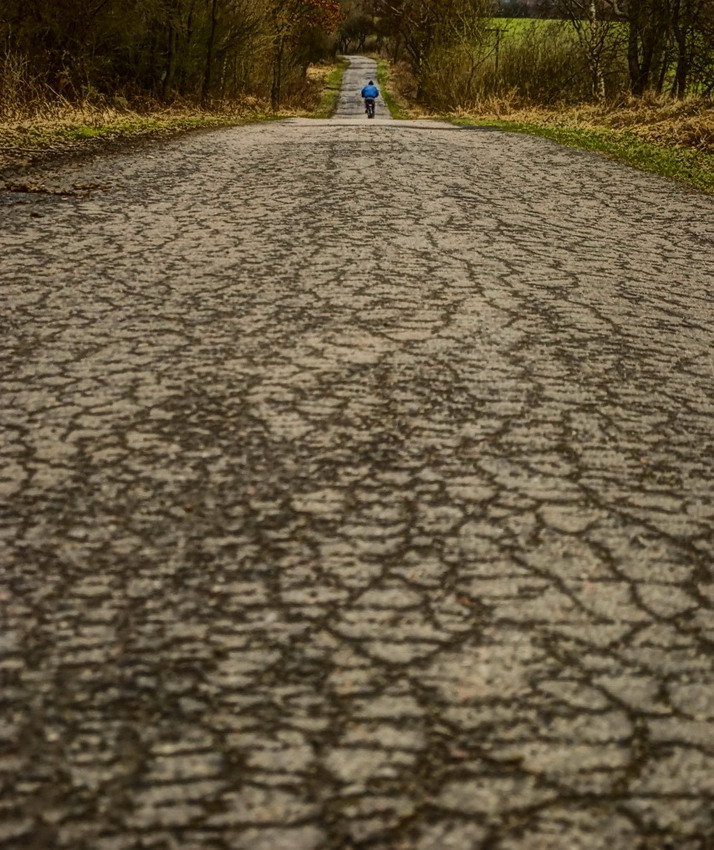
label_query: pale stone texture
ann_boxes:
[1,55,713,850]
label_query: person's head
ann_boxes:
[368,80,374,85]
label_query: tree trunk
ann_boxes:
[627,0,649,94]
[670,0,691,97]
[588,0,606,100]
[271,37,285,110]
[655,44,670,92]
[163,25,177,98]
[202,0,219,104]
[179,0,197,95]
[673,32,689,96]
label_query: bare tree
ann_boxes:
[669,0,709,96]
[375,0,492,103]
[557,0,622,99]
[265,0,341,109]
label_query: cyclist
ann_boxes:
[361,80,379,117]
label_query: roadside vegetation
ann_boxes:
[371,1,714,105]
[452,109,714,194]
[312,57,350,117]
[377,59,415,119]
[0,59,346,171]
[1,108,266,172]
[0,0,343,169]
[358,0,713,192]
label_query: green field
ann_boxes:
[480,17,704,94]
[490,16,603,43]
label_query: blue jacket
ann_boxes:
[361,84,379,99]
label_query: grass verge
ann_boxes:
[310,57,349,118]
[375,55,713,193]
[0,110,276,173]
[450,117,714,195]
[0,61,346,172]
[376,60,415,120]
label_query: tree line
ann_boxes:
[558,0,714,98]
[343,0,714,105]
[2,0,713,117]
[0,0,341,111]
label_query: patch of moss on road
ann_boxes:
[451,118,714,195]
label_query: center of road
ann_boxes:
[333,55,392,121]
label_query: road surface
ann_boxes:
[334,56,391,120]
[1,56,713,850]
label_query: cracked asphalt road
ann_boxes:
[1,56,714,850]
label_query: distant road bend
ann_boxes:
[1,55,713,850]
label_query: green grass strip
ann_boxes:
[0,113,283,169]
[311,57,350,118]
[451,117,714,195]
[22,113,276,143]
[59,116,234,140]
[376,60,415,120]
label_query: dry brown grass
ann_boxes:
[382,57,714,154]
[0,103,263,171]
[448,93,714,153]
[0,61,341,171]
[1,94,270,128]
